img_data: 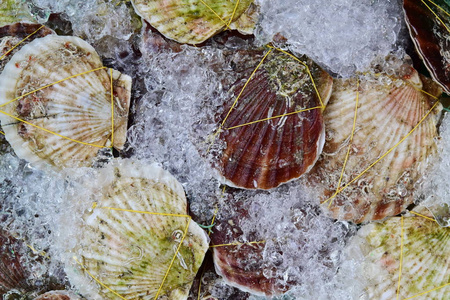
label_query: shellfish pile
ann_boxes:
[1,0,450,299]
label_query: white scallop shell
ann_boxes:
[0,35,131,170]
[345,214,450,299]
[310,65,442,223]
[68,159,209,300]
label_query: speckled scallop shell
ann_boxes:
[68,159,209,300]
[345,214,450,299]
[309,65,442,223]
[0,35,131,170]
[403,0,450,94]
[130,0,254,44]
[212,49,333,190]
[0,1,37,26]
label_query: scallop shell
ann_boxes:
[0,1,37,27]
[0,35,131,170]
[0,230,31,296]
[345,214,450,299]
[212,49,333,190]
[130,0,254,44]
[210,193,284,297]
[403,0,450,94]
[69,159,209,300]
[309,65,442,223]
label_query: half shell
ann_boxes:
[345,214,450,299]
[212,48,332,190]
[403,0,450,93]
[131,0,254,44]
[68,159,209,300]
[0,35,131,170]
[309,64,442,223]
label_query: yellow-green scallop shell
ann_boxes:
[68,159,209,300]
[345,214,450,299]
[131,0,254,44]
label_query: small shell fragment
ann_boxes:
[212,49,332,190]
[309,64,442,223]
[345,214,450,299]
[68,159,209,300]
[130,0,255,44]
[0,35,131,170]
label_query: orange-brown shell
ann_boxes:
[213,49,333,190]
[309,66,442,223]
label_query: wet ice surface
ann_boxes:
[0,0,434,299]
[416,113,450,227]
[255,0,406,77]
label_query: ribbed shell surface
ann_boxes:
[310,68,442,223]
[130,0,254,44]
[346,215,450,299]
[71,159,209,300]
[215,49,332,190]
[0,35,131,170]
[404,0,450,94]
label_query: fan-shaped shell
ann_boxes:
[0,35,131,170]
[345,214,450,299]
[403,0,450,94]
[130,0,254,44]
[309,65,442,223]
[68,159,209,300]
[213,49,332,190]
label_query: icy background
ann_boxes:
[0,0,445,299]
[255,0,406,77]
[416,113,450,227]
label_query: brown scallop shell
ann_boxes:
[0,230,31,296]
[210,192,286,297]
[403,0,450,93]
[309,65,442,223]
[212,49,333,190]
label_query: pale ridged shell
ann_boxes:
[403,0,450,94]
[309,66,442,223]
[345,215,450,299]
[0,1,37,27]
[130,0,254,44]
[0,35,131,170]
[69,159,209,300]
[213,49,332,190]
